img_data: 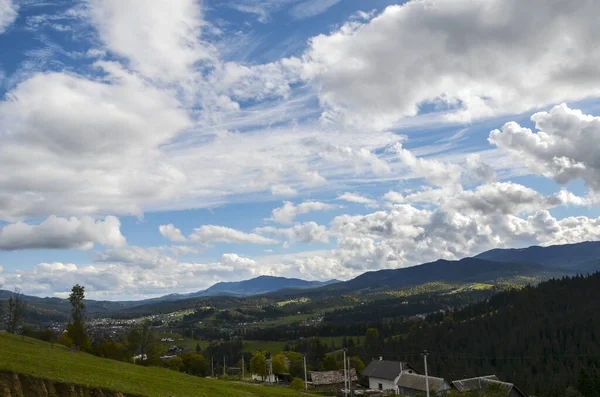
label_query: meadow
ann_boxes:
[0,333,311,397]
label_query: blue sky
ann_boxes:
[1,0,600,299]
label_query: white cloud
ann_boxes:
[382,191,404,204]
[490,104,600,191]
[256,221,329,244]
[189,225,279,245]
[269,200,337,224]
[87,0,215,82]
[270,184,297,196]
[159,224,188,242]
[1,253,288,299]
[0,63,191,221]
[0,216,125,251]
[97,246,179,269]
[300,0,600,128]
[290,0,340,20]
[464,153,497,184]
[0,0,18,34]
[336,192,378,208]
[393,143,462,186]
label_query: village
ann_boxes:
[221,354,526,396]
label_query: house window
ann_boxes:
[378,383,383,390]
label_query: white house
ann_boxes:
[362,358,417,392]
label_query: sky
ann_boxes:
[1,0,600,300]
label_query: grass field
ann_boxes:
[0,333,311,397]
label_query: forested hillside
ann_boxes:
[372,273,600,396]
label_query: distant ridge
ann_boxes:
[474,241,600,270]
[188,275,340,297]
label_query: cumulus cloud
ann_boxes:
[270,184,297,196]
[189,225,279,245]
[392,143,462,186]
[336,192,378,208]
[88,0,215,82]
[159,224,187,242]
[328,203,600,272]
[382,191,405,204]
[464,153,497,184]
[97,245,178,269]
[2,253,288,299]
[490,104,600,191]
[300,0,600,128]
[0,63,191,221]
[269,200,338,224]
[0,0,18,34]
[255,222,330,244]
[0,216,125,251]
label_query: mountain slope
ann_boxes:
[474,240,600,269]
[382,272,600,396]
[191,275,339,297]
[269,242,600,300]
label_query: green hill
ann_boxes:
[0,333,307,397]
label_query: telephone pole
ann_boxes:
[269,359,273,385]
[223,356,226,377]
[343,348,348,396]
[211,356,214,377]
[303,354,308,391]
[242,355,245,379]
[347,356,352,396]
[422,350,430,397]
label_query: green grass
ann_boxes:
[242,340,289,354]
[0,333,311,397]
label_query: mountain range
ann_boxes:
[2,241,599,319]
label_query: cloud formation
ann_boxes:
[490,104,600,190]
[159,224,187,242]
[300,0,600,127]
[0,0,17,34]
[269,200,338,224]
[87,0,215,81]
[189,225,279,245]
[0,216,125,251]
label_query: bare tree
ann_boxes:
[7,288,25,334]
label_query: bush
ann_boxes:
[290,377,304,390]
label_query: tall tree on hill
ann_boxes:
[128,320,161,366]
[249,351,267,380]
[66,284,90,350]
[6,288,24,334]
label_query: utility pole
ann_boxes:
[242,355,245,379]
[343,348,348,396]
[303,354,308,391]
[223,356,226,377]
[269,359,273,385]
[422,350,430,397]
[211,356,214,377]
[347,356,352,397]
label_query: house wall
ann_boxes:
[397,386,423,396]
[369,377,396,391]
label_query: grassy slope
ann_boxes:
[0,333,308,397]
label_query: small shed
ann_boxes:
[451,375,527,397]
[396,373,450,396]
[310,368,358,390]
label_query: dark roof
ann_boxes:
[396,373,450,393]
[310,369,357,386]
[451,376,527,397]
[362,360,411,380]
